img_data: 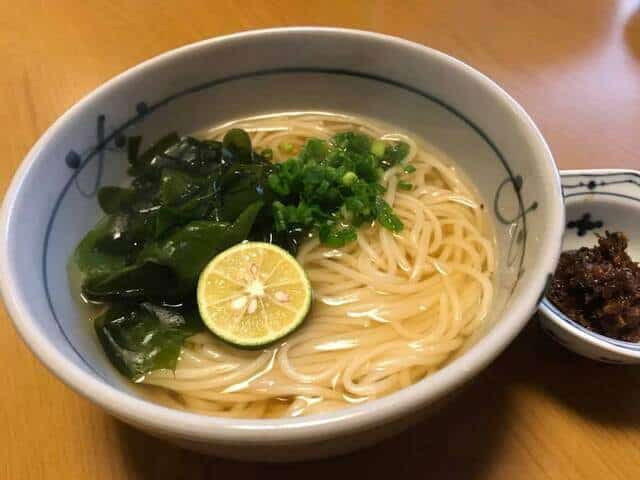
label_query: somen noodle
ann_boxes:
[139,112,495,418]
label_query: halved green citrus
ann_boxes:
[197,242,312,348]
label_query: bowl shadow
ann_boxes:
[624,6,640,61]
[505,316,640,429]
[114,365,514,480]
[113,312,640,477]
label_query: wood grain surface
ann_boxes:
[2,1,640,478]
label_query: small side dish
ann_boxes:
[548,232,640,342]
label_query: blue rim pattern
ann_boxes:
[542,170,640,350]
[42,67,530,376]
[562,170,640,203]
[565,191,640,203]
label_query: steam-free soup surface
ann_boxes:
[73,111,495,418]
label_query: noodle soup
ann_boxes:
[132,112,495,418]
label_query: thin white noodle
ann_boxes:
[142,112,495,419]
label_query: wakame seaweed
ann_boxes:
[74,128,409,378]
[95,303,203,379]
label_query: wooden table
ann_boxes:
[2,1,640,478]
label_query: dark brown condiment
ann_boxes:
[547,231,640,342]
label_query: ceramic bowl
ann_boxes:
[0,28,564,460]
[539,169,640,364]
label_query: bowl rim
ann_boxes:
[0,27,564,443]
[539,168,640,360]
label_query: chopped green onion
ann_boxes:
[267,130,406,247]
[403,164,416,174]
[319,224,357,247]
[340,205,354,222]
[375,197,403,232]
[381,141,410,169]
[262,148,273,161]
[371,140,386,158]
[279,142,294,153]
[398,180,413,190]
[342,171,358,186]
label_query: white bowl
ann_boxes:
[539,169,640,364]
[0,28,564,461]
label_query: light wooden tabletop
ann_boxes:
[2,1,640,478]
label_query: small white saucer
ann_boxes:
[538,169,640,364]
